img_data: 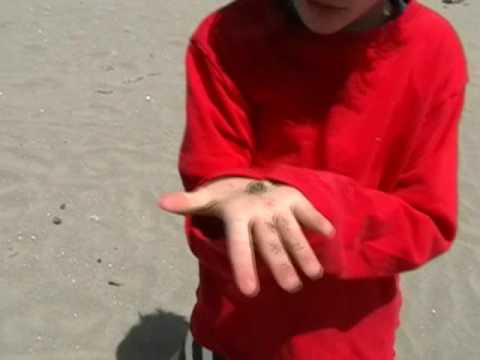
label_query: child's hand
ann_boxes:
[158,179,335,297]
[158,176,255,215]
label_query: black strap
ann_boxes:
[176,336,225,360]
[192,339,203,360]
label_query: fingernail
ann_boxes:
[243,280,259,297]
[285,276,303,292]
[308,261,324,278]
[311,267,324,280]
[326,225,336,239]
[290,282,303,293]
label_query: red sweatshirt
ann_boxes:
[177,0,468,359]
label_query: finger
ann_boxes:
[224,217,260,297]
[157,190,218,216]
[292,203,336,239]
[252,218,303,293]
[274,213,324,280]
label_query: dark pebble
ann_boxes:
[52,216,62,225]
[97,258,102,263]
[60,203,66,210]
[96,89,114,95]
[108,281,123,287]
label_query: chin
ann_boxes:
[300,18,350,35]
[293,0,355,35]
[304,24,346,35]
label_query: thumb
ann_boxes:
[157,189,214,215]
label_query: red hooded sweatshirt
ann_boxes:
[177,0,468,358]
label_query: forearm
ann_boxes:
[253,164,457,278]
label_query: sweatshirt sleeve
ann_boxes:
[179,39,266,275]
[178,40,263,193]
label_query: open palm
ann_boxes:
[158,178,335,296]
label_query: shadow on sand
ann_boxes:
[116,308,188,360]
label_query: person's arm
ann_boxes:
[183,86,466,279]
[178,39,268,277]
[179,35,467,281]
[243,91,467,278]
[178,39,263,193]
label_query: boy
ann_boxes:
[159,0,468,358]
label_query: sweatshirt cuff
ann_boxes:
[195,167,266,189]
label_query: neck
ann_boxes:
[343,0,393,33]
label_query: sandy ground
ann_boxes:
[0,0,478,359]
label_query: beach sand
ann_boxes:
[0,1,478,359]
